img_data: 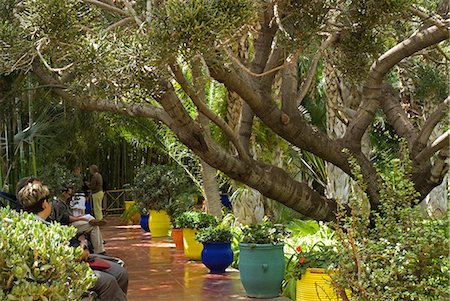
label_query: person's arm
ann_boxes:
[50,201,71,225]
[69,215,89,222]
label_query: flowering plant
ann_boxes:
[291,242,337,279]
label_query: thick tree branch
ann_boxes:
[170,63,250,162]
[380,83,417,145]
[281,63,298,113]
[413,96,450,157]
[251,1,277,75]
[345,21,450,148]
[33,58,339,222]
[210,64,351,174]
[413,129,450,167]
[32,61,171,124]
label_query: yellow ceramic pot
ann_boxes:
[296,268,349,301]
[149,210,170,237]
[182,228,203,260]
[124,200,140,224]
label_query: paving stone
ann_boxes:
[102,217,291,301]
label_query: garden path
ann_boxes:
[102,217,290,301]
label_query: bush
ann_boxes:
[130,164,196,211]
[239,218,286,245]
[38,163,82,197]
[0,207,95,300]
[333,156,450,300]
[195,225,233,243]
[174,211,218,229]
[165,198,194,227]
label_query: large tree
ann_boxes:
[0,0,448,221]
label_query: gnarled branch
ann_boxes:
[345,20,450,148]
[170,63,250,162]
[32,61,171,124]
[413,96,450,156]
[414,129,450,168]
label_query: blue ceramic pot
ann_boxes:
[238,243,285,298]
[139,214,150,232]
[201,242,234,274]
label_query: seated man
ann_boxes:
[50,186,106,254]
[17,179,128,301]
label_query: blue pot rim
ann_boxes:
[238,242,284,249]
[202,241,232,245]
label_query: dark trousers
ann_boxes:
[91,256,128,301]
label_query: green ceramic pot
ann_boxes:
[238,243,285,298]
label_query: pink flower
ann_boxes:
[296,246,302,252]
[299,257,305,264]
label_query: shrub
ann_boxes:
[174,211,218,229]
[165,198,194,227]
[195,225,233,243]
[282,219,337,300]
[291,243,337,280]
[0,207,95,300]
[333,156,450,300]
[38,163,82,197]
[130,164,197,211]
[239,218,286,245]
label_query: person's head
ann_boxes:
[16,177,42,200]
[73,165,82,176]
[89,165,99,175]
[61,186,74,202]
[17,182,51,218]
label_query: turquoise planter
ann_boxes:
[238,243,285,298]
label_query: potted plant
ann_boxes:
[131,164,196,237]
[121,200,141,225]
[175,211,218,260]
[238,219,286,298]
[195,225,234,273]
[292,243,343,301]
[165,198,194,250]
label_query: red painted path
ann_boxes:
[101,217,290,301]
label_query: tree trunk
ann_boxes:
[200,159,222,218]
[324,58,357,202]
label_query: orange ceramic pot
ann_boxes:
[172,228,184,250]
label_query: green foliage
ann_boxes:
[164,198,194,226]
[0,207,95,300]
[413,62,449,101]
[333,154,450,300]
[195,225,233,243]
[282,219,336,299]
[154,0,257,57]
[334,0,416,80]
[130,164,197,211]
[38,163,82,197]
[290,243,337,280]
[239,218,286,245]
[280,0,331,50]
[174,211,218,229]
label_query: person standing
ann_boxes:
[88,165,105,221]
